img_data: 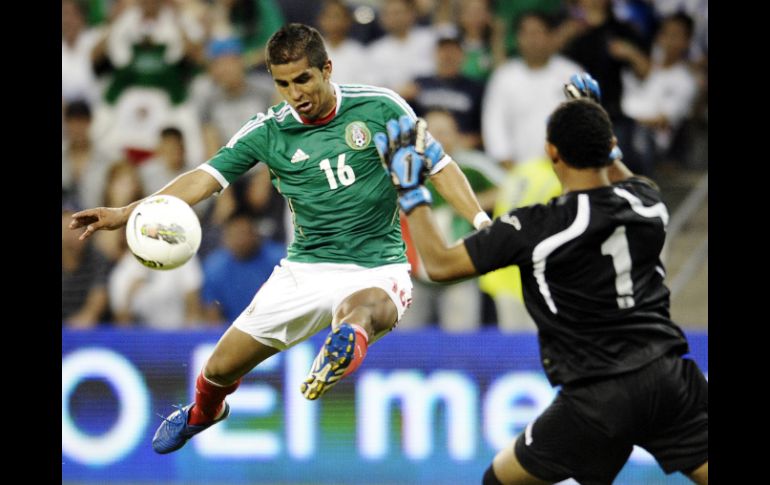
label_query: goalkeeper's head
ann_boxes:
[266,23,329,72]
[546,99,615,170]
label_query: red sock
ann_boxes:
[342,324,369,378]
[188,372,240,425]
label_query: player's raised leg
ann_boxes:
[152,326,280,454]
[301,287,399,400]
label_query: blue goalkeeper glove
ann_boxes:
[374,115,435,214]
[563,72,602,102]
[563,72,623,162]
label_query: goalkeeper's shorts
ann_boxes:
[514,352,708,482]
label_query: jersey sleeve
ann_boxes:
[463,203,553,274]
[616,176,663,202]
[197,114,271,190]
[375,86,418,120]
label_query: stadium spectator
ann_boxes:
[454,0,506,82]
[205,0,286,70]
[613,0,660,46]
[621,12,698,172]
[229,164,288,244]
[62,100,116,210]
[380,96,707,485]
[555,0,651,174]
[202,212,286,323]
[316,0,372,84]
[367,0,438,94]
[108,249,205,329]
[196,163,289,261]
[493,0,563,58]
[62,0,103,106]
[62,204,111,329]
[652,0,708,66]
[94,160,146,265]
[91,0,206,166]
[650,0,708,170]
[193,37,275,159]
[139,127,189,194]
[102,0,205,104]
[482,11,582,169]
[407,33,485,149]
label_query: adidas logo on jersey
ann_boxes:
[291,148,310,163]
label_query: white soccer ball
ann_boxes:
[125,195,202,270]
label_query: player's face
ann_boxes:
[657,19,690,59]
[271,57,335,120]
[517,16,552,64]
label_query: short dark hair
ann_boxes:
[64,99,91,120]
[515,10,556,33]
[547,99,614,169]
[160,126,184,141]
[266,23,329,71]
[436,31,462,48]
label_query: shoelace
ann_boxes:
[156,403,186,424]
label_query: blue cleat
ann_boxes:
[301,323,356,400]
[152,402,230,454]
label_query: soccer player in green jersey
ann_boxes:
[70,23,491,455]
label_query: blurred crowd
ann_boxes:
[62,0,708,331]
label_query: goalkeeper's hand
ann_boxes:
[563,72,602,102]
[563,72,623,162]
[374,115,435,214]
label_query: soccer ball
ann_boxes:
[125,195,202,270]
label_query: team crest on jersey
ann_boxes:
[344,121,371,150]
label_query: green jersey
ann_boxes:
[203,83,420,267]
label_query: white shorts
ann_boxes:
[233,259,413,350]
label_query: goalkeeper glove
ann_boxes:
[564,72,624,162]
[563,72,602,102]
[374,115,435,214]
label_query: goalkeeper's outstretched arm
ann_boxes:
[404,205,478,282]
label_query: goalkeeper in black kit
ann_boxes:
[374,74,708,485]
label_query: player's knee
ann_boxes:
[336,288,397,334]
[482,464,504,485]
[203,360,240,386]
[370,313,397,335]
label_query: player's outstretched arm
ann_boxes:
[70,168,222,241]
[607,153,635,183]
[404,205,478,282]
[375,117,478,282]
[430,161,491,230]
[404,116,490,230]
